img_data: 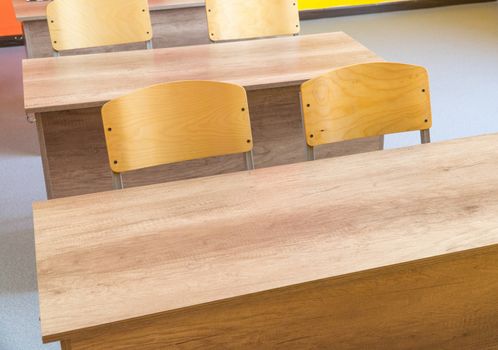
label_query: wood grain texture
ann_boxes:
[12,0,205,21]
[205,0,300,42]
[22,6,210,58]
[37,87,382,198]
[149,6,210,49]
[23,32,383,113]
[46,0,152,52]
[52,246,498,349]
[34,133,498,343]
[102,81,253,173]
[301,62,432,146]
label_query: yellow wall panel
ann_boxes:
[299,0,398,10]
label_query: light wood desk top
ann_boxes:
[33,133,498,343]
[12,0,205,21]
[23,32,381,113]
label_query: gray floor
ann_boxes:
[0,3,497,349]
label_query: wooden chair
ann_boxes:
[300,62,433,160]
[47,0,153,56]
[205,0,300,42]
[102,81,255,189]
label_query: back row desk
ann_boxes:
[14,0,208,58]
[23,32,384,199]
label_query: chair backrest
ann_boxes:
[47,0,153,53]
[102,81,254,186]
[300,62,432,156]
[205,0,300,42]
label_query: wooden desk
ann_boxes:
[13,0,208,58]
[23,32,384,199]
[33,133,498,350]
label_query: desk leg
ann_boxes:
[60,340,72,350]
[53,245,498,349]
[22,21,53,58]
[35,113,53,198]
[22,22,37,59]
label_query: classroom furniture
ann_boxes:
[12,0,208,58]
[205,0,300,42]
[300,62,432,160]
[47,0,153,56]
[23,32,384,199]
[12,0,494,55]
[33,133,498,350]
[102,81,254,189]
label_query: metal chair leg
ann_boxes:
[146,40,153,50]
[378,135,385,150]
[112,172,124,190]
[306,145,315,161]
[244,151,255,170]
[420,129,431,144]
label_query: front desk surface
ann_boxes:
[33,133,498,349]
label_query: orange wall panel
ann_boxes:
[0,0,22,36]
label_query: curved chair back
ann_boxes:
[47,0,153,54]
[205,0,300,42]
[102,81,254,189]
[300,62,432,160]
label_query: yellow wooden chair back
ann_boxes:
[300,62,432,158]
[102,81,254,188]
[205,0,300,42]
[47,0,153,52]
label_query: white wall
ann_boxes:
[301,2,498,149]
